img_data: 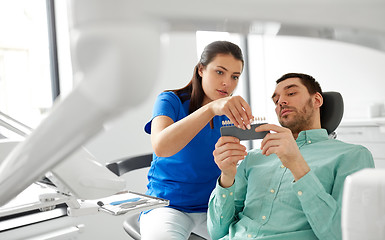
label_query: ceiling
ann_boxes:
[69,0,385,52]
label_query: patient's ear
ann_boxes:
[314,92,323,108]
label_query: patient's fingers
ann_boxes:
[213,137,247,175]
[215,136,239,148]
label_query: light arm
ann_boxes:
[0,20,161,206]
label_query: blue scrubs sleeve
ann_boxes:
[144,92,183,134]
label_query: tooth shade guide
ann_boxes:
[221,116,266,127]
[221,120,233,126]
[252,116,266,124]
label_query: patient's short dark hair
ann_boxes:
[276,73,323,95]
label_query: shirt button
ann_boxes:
[262,215,266,220]
[298,191,303,196]
[280,165,285,168]
[222,194,226,198]
[221,215,224,219]
[308,140,312,144]
[247,234,252,238]
[270,189,275,193]
[230,192,233,196]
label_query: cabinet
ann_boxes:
[336,118,385,168]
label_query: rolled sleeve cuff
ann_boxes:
[292,170,325,203]
[213,177,236,205]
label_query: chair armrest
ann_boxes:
[106,153,153,176]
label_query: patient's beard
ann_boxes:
[279,98,314,135]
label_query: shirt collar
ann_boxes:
[296,129,329,146]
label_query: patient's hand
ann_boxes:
[256,124,310,181]
[213,136,247,188]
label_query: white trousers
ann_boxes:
[140,207,211,240]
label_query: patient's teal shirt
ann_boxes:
[208,129,374,240]
[144,91,227,212]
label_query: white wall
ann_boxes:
[248,35,385,122]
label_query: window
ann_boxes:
[0,0,53,129]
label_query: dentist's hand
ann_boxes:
[213,136,247,188]
[209,96,253,130]
[255,124,310,181]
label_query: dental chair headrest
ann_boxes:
[320,91,344,135]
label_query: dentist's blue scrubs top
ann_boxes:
[144,91,228,213]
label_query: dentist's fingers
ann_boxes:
[215,99,243,129]
[226,104,245,130]
[227,97,254,129]
[210,96,254,129]
[235,97,254,128]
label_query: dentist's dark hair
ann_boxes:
[166,40,244,114]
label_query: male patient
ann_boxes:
[208,73,374,240]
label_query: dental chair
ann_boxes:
[320,91,344,137]
[105,91,343,240]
